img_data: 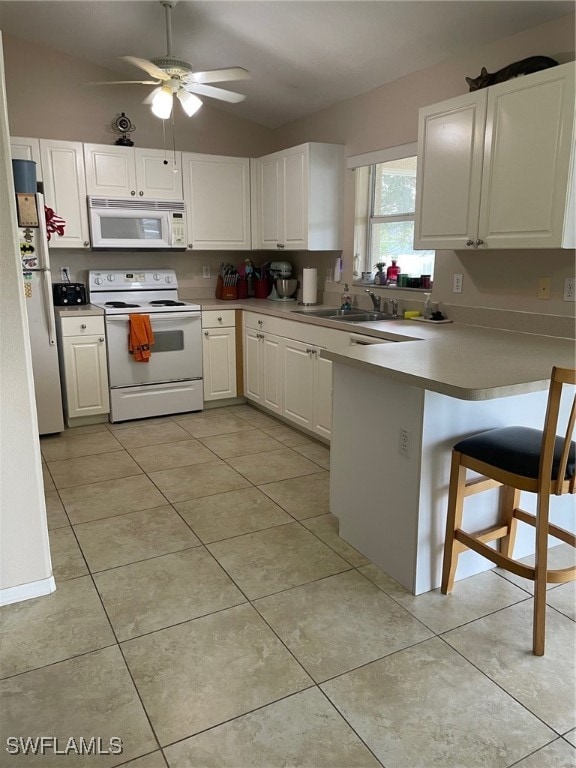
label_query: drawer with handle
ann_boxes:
[202,309,235,328]
[60,316,105,337]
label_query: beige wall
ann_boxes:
[274,13,576,323]
[0,33,53,597]
[2,33,276,157]
[3,17,576,323]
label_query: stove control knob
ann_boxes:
[94,277,103,285]
[107,274,115,282]
[165,275,173,284]
[153,273,161,281]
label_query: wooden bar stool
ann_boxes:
[441,366,576,656]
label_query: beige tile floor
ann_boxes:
[2,405,575,768]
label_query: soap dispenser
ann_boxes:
[423,292,433,319]
[340,283,352,310]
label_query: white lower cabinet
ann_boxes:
[282,339,333,439]
[282,338,315,429]
[58,316,109,422]
[202,310,237,402]
[313,353,333,439]
[203,328,237,401]
[243,312,342,440]
[243,328,282,414]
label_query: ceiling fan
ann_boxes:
[88,0,250,118]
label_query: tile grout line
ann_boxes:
[436,634,566,737]
[505,735,572,768]
[38,408,575,761]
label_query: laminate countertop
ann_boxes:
[322,324,575,401]
[196,299,575,401]
[55,304,104,317]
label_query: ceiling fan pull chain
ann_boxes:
[171,110,178,173]
[162,119,169,164]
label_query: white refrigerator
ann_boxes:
[19,193,64,434]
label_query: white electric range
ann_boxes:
[89,269,203,422]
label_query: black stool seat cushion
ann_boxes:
[454,426,575,480]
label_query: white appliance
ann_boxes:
[89,270,202,422]
[88,197,187,250]
[19,193,65,435]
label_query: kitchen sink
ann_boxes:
[292,308,398,323]
[291,308,366,318]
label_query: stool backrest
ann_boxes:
[540,367,576,495]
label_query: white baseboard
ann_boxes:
[0,575,56,607]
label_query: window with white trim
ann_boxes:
[353,153,434,283]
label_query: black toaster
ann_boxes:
[53,282,87,306]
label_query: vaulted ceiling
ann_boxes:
[0,1,572,127]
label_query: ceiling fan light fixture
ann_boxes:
[177,90,203,117]
[151,86,173,119]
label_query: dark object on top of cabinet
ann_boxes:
[53,282,87,306]
[465,56,558,91]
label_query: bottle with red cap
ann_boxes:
[386,259,401,285]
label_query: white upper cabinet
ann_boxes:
[182,153,251,250]
[40,139,90,249]
[10,136,43,180]
[415,62,575,250]
[252,142,345,251]
[414,91,487,250]
[84,144,183,200]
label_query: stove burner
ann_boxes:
[149,300,186,307]
[105,301,140,308]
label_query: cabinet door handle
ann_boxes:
[277,243,285,249]
[204,330,209,336]
[466,239,474,247]
[217,317,222,322]
[139,191,144,196]
[83,240,90,247]
[131,190,136,196]
[475,239,484,246]
[257,320,263,326]
[188,244,193,249]
[99,337,105,342]
[81,323,87,329]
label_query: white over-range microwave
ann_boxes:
[88,197,187,250]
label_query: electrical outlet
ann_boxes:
[537,277,551,300]
[453,273,463,294]
[202,265,211,279]
[60,267,70,282]
[399,428,410,458]
[564,277,575,301]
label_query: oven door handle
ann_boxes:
[106,312,201,323]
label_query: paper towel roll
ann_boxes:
[302,267,318,305]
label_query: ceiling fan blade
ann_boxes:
[183,83,246,104]
[121,56,169,81]
[187,67,251,84]
[86,80,161,86]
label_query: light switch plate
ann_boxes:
[453,273,463,294]
[564,277,575,301]
[202,265,210,279]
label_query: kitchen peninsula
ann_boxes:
[323,325,575,594]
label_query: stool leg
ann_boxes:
[500,486,520,558]
[533,491,550,656]
[441,451,467,594]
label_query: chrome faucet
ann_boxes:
[365,290,382,312]
[387,299,399,317]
